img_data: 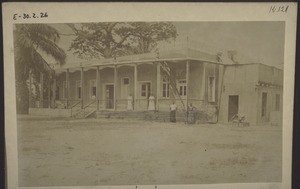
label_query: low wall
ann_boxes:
[95,110,215,123]
[29,108,72,117]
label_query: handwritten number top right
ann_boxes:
[269,5,289,13]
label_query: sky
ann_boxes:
[173,22,285,67]
[48,21,285,68]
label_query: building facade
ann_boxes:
[218,63,283,125]
[28,48,283,125]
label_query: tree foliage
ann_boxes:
[14,24,66,80]
[14,24,66,113]
[68,22,177,59]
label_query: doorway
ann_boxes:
[121,77,130,99]
[262,92,267,117]
[228,95,239,122]
[140,82,151,110]
[105,84,114,109]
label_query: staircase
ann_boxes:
[71,100,97,118]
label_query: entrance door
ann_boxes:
[228,95,239,122]
[262,92,267,117]
[121,78,130,99]
[140,82,151,110]
[105,84,114,109]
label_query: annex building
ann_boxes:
[28,43,283,125]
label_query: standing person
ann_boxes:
[187,103,197,124]
[127,95,133,111]
[148,94,155,111]
[170,101,177,123]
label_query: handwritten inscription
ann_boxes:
[269,5,289,13]
[13,12,48,20]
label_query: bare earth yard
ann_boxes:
[17,116,282,187]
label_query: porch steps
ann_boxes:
[84,110,96,118]
[71,108,97,119]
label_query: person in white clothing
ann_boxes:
[127,95,133,110]
[148,94,155,111]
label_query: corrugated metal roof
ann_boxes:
[53,46,283,72]
[53,48,221,71]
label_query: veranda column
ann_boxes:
[29,69,32,108]
[213,64,216,102]
[201,63,206,101]
[186,60,190,111]
[48,78,51,108]
[81,67,84,109]
[40,72,44,108]
[156,62,161,111]
[96,66,100,111]
[66,69,69,109]
[134,64,138,110]
[52,72,56,109]
[114,65,117,111]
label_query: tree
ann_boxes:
[14,24,66,113]
[68,22,177,59]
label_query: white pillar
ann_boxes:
[66,69,69,109]
[48,78,51,108]
[186,60,190,111]
[29,70,32,108]
[156,62,161,111]
[114,66,117,110]
[40,72,44,108]
[201,63,206,100]
[96,66,100,111]
[52,73,56,108]
[81,67,84,109]
[134,64,138,110]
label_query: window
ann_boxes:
[262,92,267,117]
[90,80,96,99]
[177,79,187,97]
[62,81,67,99]
[162,77,170,98]
[275,94,280,111]
[140,82,151,98]
[76,80,81,99]
[141,84,147,97]
[208,77,215,102]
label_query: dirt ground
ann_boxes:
[17,115,282,187]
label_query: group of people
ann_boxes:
[170,102,197,124]
[127,94,197,124]
[127,94,156,111]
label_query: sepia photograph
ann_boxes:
[14,21,284,187]
[3,2,297,189]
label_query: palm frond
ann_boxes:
[14,23,66,76]
[35,36,66,65]
[29,24,61,42]
[30,47,54,76]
